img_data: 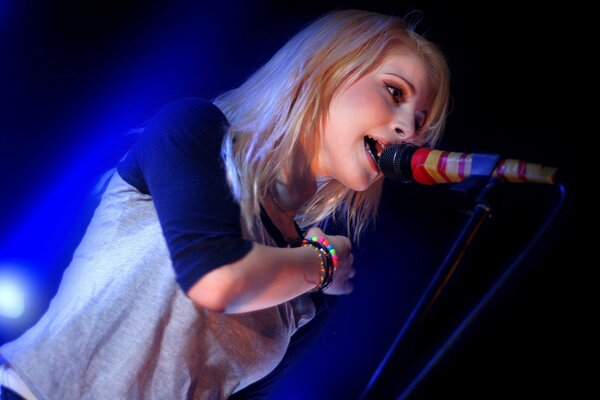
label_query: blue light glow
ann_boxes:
[0,270,25,319]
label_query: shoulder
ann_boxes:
[139,97,229,152]
[117,98,229,193]
[149,97,228,132]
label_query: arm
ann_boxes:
[188,226,355,313]
[117,99,354,314]
[187,243,320,313]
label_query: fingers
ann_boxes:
[330,255,356,294]
[341,273,354,294]
[344,279,354,294]
[340,251,354,277]
[305,226,325,237]
[338,236,352,253]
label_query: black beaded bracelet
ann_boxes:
[302,236,337,292]
[303,243,328,292]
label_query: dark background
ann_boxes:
[0,0,583,398]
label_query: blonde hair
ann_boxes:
[214,9,450,242]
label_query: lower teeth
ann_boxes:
[365,145,378,164]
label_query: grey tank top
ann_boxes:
[0,172,316,399]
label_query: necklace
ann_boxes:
[269,190,296,218]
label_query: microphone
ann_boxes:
[378,143,559,185]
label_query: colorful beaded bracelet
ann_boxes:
[304,236,338,266]
[303,244,329,292]
[302,236,338,292]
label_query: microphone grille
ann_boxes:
[378,143,419,182]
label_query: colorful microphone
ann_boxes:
[378,143,558,185]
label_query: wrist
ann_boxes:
[299,245,325,291]
[302,236,337,292]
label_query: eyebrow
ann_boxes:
[382,72,416,94]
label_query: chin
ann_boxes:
[346,175,381,192]
[331,167,383,191]
[352,183,371,192]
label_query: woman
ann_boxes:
[1,9,449,399]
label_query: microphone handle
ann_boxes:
[409,148,558,185]
[493,158,558,184]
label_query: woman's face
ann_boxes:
[315,49,433,191]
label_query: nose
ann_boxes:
[392,105,418,142]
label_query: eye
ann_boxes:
[384,82,404,104]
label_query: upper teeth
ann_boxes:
[368,136,384,156]
[365,135,384,163]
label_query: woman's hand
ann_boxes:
[305,227,355,295]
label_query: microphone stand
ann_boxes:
[360,175,500,400]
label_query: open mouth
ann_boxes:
[364,135,384,165]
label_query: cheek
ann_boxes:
[346,82,382,110]
[333,87,389,133]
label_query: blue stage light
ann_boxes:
[0,272,25,319]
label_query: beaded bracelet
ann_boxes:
[302,236,338,292]
[305,236,339,268]
[303,243,329,292]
